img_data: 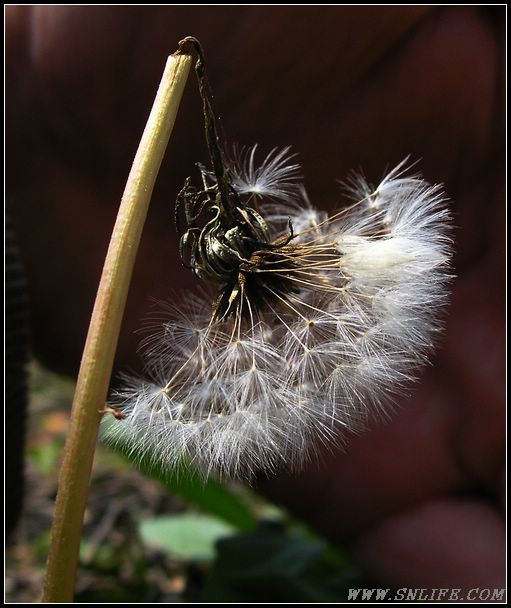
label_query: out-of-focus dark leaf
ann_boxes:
[203,522,358,602]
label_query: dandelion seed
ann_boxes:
[103,38,453,480]
[229,144,303,203]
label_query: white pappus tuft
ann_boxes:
[103,147,453,480]
[229,144,303,203]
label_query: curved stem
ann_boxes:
[42,49,191,603]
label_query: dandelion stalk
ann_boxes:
[42,47,191,603]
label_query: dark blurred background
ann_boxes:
[5,5,505,602]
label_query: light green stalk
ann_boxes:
[42,49,192,603]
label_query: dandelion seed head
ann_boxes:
[103,149,453,481]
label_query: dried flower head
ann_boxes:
[102,39,453,479]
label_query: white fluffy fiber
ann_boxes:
[103,149,452,479]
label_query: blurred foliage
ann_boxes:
[7,361,362,603]
[139,513,236,561]
[103,396,361,602]
[203,521,359,602]
[27,438,65,477]
[103,418,258,531]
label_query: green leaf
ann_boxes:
[202,522,358,602]
[101,419,257,531]
[139,513,236,561]
[27,439,64,476]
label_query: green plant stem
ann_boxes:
[42,49,191,603]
